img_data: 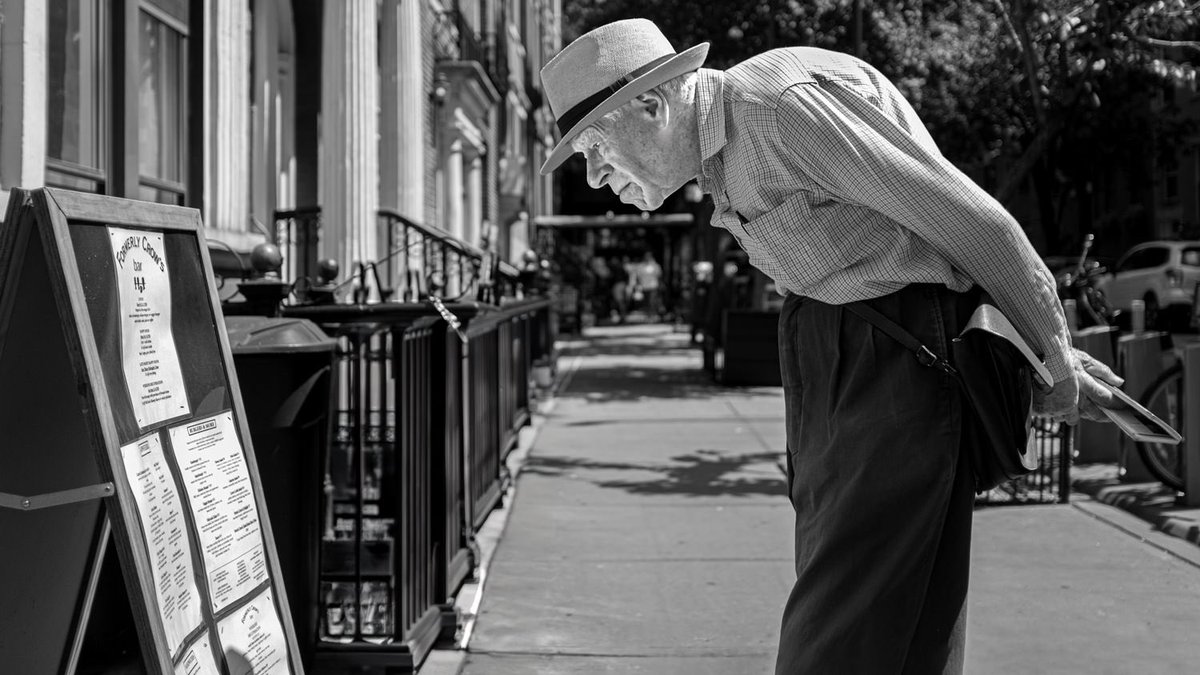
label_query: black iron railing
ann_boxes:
[313,315,442,662]
[283,296,554,669]
[467,321,503,528]
[974,419,1073,506]
[378,209,483,302]
[273,208,527,306]
[274,207,322,288]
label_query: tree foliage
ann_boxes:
[563,0,1200,251]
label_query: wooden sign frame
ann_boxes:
[0,188,304,673]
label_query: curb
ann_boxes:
[1071,467,1200,549]
[417,353,582,675]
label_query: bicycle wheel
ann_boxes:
[1136,365,1186,491]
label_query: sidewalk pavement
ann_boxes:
[439,324,1200,674]
[1071,463,1200,547]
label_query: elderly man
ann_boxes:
[539,18,1118,674]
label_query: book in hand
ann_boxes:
[1097,381,1183,445]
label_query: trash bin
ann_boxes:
[225,316,336,671]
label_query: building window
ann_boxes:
[137,10,187,205]
[46,0,108,193]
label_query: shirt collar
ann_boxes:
[694,68,726,192]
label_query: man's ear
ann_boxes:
[632,90,668,128]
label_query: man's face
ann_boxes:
[572,103,674,211]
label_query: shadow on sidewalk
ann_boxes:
[522,449,787,499]
[1072,466,1200,546]
[559,365,732,403]
[561,344,696,358]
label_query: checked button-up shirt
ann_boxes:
[695,47,1073,385]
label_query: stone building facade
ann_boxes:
[0,0,560,287]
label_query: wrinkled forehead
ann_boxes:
[570,126,605,154]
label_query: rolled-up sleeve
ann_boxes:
[770,80,1072,385]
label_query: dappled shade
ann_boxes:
[522,449,787,498]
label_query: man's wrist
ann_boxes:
[1043,342,1076,389]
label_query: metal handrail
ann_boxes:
[272,207,525,304]
[376,209,485,258]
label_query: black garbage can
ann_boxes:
[225,316,336,671]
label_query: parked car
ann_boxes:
[1095,240,1200,330]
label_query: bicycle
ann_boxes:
[1057,234,1121,328]
[1135,363,1186,491]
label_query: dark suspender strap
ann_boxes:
[845,301,959,376]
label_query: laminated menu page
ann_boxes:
[217,590,292,675]
[174,632,222,675]
[120,433,204,657]
[169,412,268,612]
[108,227,190,427]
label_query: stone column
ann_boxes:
[467,154,484,248]
[208,0,251,236]
[380,0,425,221]
[445,140,465,296]
[0,0,47,209]
[446,140,465,242]
[380,0,426,294]
[321,0,380,286]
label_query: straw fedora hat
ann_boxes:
[539,19,709,175]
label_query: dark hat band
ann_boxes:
[555,53,677,137]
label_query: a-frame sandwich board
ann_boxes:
[0,188,304,674]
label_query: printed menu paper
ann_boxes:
[170,412,268,612]
[217,590,291,675]
[175,633,222,675]
[120,433,204,657]
[108,227,190,427]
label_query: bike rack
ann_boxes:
[1116,331,1169,483]
[1184,344,1200,506]
[1072,325,1121,464]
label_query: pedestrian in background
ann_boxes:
[588,255,613,322]
[609,256,630,323]
[538,18,1122,674]
[634,252,663,320]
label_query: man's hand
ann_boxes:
[1033,348,1124,424]
[1075,349,1124,422]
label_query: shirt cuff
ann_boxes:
[1042,338,1076,390]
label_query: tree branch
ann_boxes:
[992,0,1048,127]
[1135,36,1200,54]
[996,122,1059,205]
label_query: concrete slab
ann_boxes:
[1073,464,1200,549]
[1071,497,1200,568]
[495,502,794,563]
[513,452,788,506]
[461,653,776,674]
[966,505,1200,674]
[527,415,788,505]
[551,356,739,420]
[549,395,739,423]
[722,392,787,420]
[533,419,782,462]
[744,419,787,452]
[469,559,792,656]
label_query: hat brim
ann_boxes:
[539,43,710,175]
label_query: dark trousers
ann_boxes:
[775,284,977,675]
